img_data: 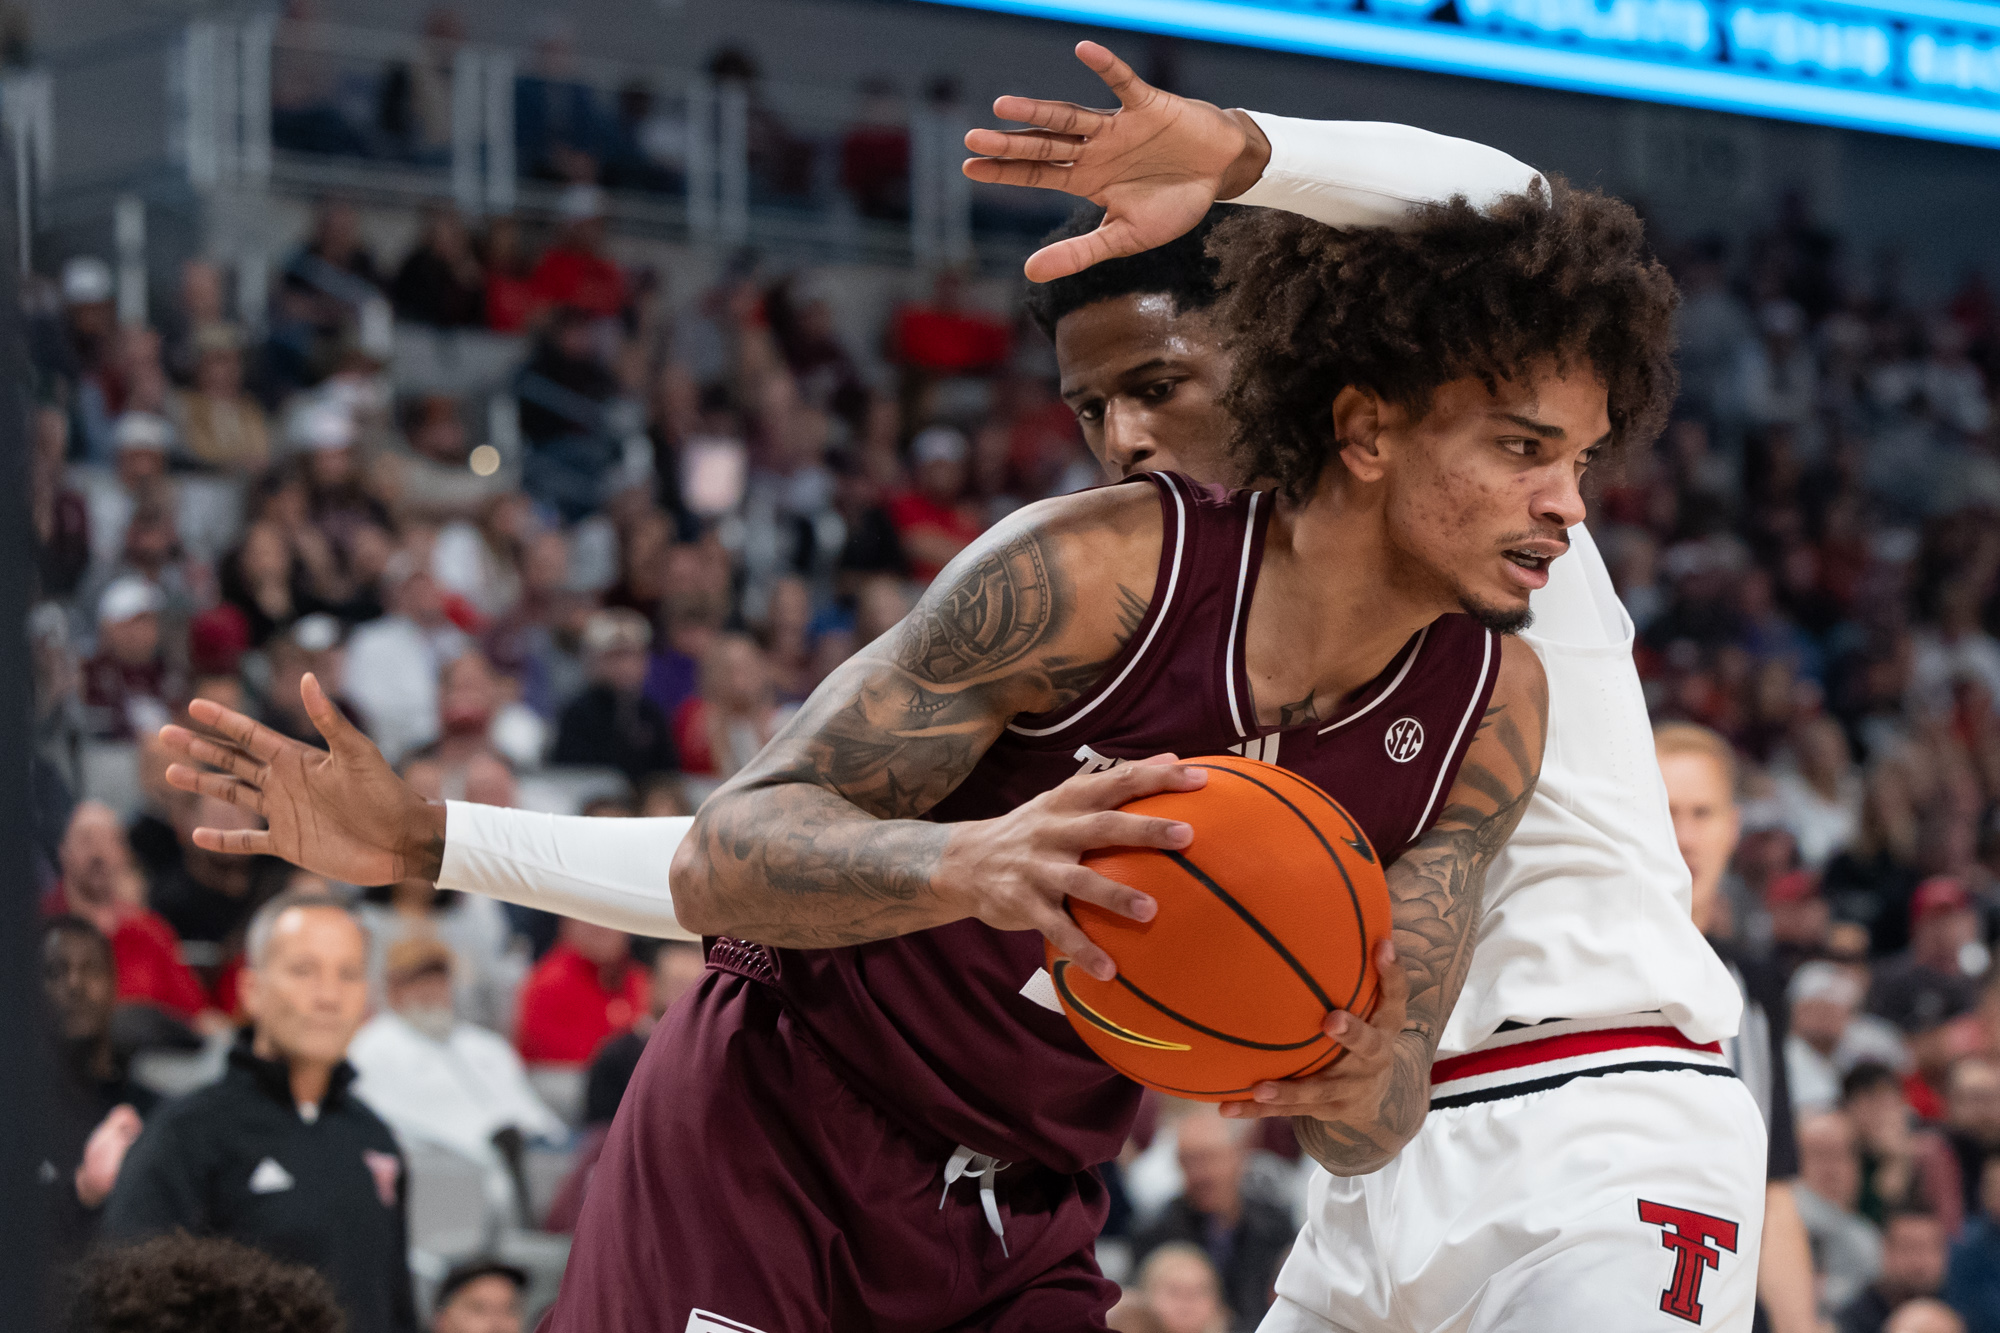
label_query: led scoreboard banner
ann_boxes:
[919,0,2000,147]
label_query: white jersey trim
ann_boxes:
[1407,630,1494,844]
[1316,623,1431,736]
[1223,490,1262,739]
[1007,472,1189,739]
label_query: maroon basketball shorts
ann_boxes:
[539,970,1119,1333]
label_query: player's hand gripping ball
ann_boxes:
[1047,755,1390,1099]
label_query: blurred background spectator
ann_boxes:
[348,937,563,1225]
[1128,1106,1292,1331]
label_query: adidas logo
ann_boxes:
[248,1157,295,1194]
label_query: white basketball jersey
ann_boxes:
[1439,524,1742,1055]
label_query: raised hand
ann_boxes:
[963,40,1272,282]
[157,673,445,888]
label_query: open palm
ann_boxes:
[963,41,1266,282]
[157,673,442,887]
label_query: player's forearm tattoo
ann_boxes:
[1296,683,1547,1176]
[680,525,1150,947]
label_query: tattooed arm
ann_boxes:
[668,484,1206,977]
[1222,636,1549,1175]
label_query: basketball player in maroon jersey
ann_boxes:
[157,49,1679,1333]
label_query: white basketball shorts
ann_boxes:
[1260,1018,1769,1333]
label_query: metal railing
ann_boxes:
[167,17,1026,269]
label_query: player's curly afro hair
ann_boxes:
[1022,203,1224,340]
[67,1232,346,1333]
[1207,177,1679,501]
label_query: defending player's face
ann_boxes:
[1055,293,1243,486]
[1359,363,1603,633]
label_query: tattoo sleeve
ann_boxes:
[1295,645,1549,1176]
[673,514,1153,947]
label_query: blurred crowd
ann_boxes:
[25,170,1088,1330]
[26,152,2000,1330]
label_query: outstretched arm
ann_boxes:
[1221,636,1548,1176]
[159,686,708,938]
[965,40,1541,282]
[671,486,1204,978]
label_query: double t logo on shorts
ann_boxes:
[1638,1200,1739,1324]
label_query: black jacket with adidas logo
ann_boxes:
[101,1031,418,1333]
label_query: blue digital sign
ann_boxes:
[919,0,2000,147]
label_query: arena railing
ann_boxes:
[166,17,1057,272]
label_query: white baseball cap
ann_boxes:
[114,412,173,454]
[97,576,163,626]
[911,425,969,467]
[61,256,113,305]
[288,401,356,453]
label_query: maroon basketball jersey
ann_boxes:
[723,472,1501,1174]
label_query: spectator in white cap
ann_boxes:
[81,576,177,740]
[342,553,468,765]
[552,607,679,786]
[1788,959,1911,1114]
[61,260,118,452]
[76,412,178,575]
[887,424,980,581]
[113,412,174,494]
[528,183,626,320]
[290,399,395,602]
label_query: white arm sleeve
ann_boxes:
[435,801,699,940]
[1228,111,1544,228]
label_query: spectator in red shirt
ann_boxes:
[479,215,540,335]
[50,802,212,1026]
[886,426,982,581]
[890,270,1011,375]
[514,918,648,1066]
[527,186,626,322]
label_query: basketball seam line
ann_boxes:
[1133,1044,1346,1098]
[1188,763,1376,1011]
[1110,966,1331,1051]
[1161,848,1339,1013]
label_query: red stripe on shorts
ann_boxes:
[1431,1025,1724,1086]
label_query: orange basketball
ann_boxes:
[1046,755,1390,1100]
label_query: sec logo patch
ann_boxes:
[1384,717,1425,763]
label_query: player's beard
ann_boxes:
[1383,523,1536,636]
[1455,587,1534,636]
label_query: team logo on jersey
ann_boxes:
[1074,745,1125,775]
[363,1150,401,1208]
[1383,717,1425,763]
[1639,1200,1739,1324]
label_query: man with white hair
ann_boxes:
[1885,1299,1966,1333]
[348,936,564,1222]
[104,889,417,1333]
